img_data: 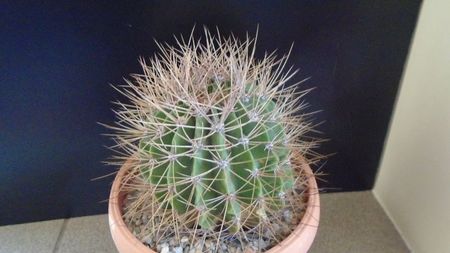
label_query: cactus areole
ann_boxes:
[107,29,320,251]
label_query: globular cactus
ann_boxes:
[138,82,294,232]
[107,28,319,249]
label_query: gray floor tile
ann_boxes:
[0,219,64,253]
[54,214,118,253]
[309,191,410,253]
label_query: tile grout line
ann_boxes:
[52,218,69,253]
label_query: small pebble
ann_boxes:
[158,243,169,252]
[272,223,281,231]
[205,240,213,249]
[282,209,292,222]
[256,238,269,249]
[281,224,291,235]
[160,245,169,253]
[144,237,153,245]
[174,246,183,253]
[135,218,142,226]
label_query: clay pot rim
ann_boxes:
[108,158,320,253]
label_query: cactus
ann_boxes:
[138,81,294,232]
[106,28,319,250]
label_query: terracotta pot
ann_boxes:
[109,159,320,253]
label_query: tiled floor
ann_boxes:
[0,191,409,253]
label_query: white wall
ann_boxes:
[373,1,450,252]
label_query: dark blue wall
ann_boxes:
[0,1,421,225]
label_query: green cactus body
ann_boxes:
[139,84,294,232]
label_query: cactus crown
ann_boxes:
[107,28,320,251]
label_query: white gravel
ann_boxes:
[122,177,307,253]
